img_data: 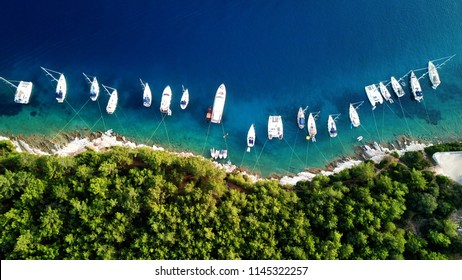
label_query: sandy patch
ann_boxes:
[432,152,462,184]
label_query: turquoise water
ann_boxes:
[1,1,462,176]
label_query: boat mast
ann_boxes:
[140,79,146,89]
[40,66,60,82]
[310,111,320,120]
[330,113,341,121]
[0,77,18,89]
[83,72,93,84]
[352,101,364,109]
[431,54,456,66]
[102,84,115,95]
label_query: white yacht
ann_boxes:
[140,79,152,107]
[365,84,383,110]
[247,124,256,152]
[41,67,67,103]
[297,107,306,129]
[390,76,405,98]
[160,85,172,115]
[211,84,226,124]
[428,61,441,89]
[83,73,100,101]
[268,115,283,140]
[379,82,394,103]
[0,77,33,104]
[307,113,317,142]
[327,114,339,138]
[410,71,423,102]
[103,85,118,114]
[349,102,362,128]
[180,85,189,109]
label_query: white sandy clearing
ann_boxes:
[279,159,363,185]
[365,141,431,163]
[432,152,462,184]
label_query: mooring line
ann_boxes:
[147,112,167,145]
[283,137,305,167]
[65,99,92,129]
[52,99,91,141]
[287,129,300,175]
[96,98,107,132]
[252,139,268,174]
[201,122,212,156]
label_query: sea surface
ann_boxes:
[1,0,462,176]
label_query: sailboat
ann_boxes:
[0,77,33,104]
[247,124,256,152]
[410,71,423,102]
[390,76,405,98]
[83,73,100,101]
[327,114,339,138]
[428,61,441,89]
[160,85,172,115]
[268,115,283,140]
[379,82,394,103]
[180,85,189,109]
[349,102,362,128]
[140,79,152,107]
[307,112,318,142]
[297,107,306,129]
[365,84,383,110]
[102,84,118,114]
[211,84,226,124]
[41,67,67,103]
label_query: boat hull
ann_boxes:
[210,148,218,159]
[143,83,152,107]
[90,77,100,101]
[349,104,360,127]
[307,113,317,142]
[428,61,441,89]
[247,124,256,149]
[410,71,423,102]
[268,116,283,140]
[56,74,67,103]
[390,76,405,98]
[106,90,118,114]
[379,82,394,103]
[160,85,172,114]
[14,81,33,104]
[365,84,383,110]
[211,84,226,124]
[297,107,305,129]
[328,115,337,138]
[41,67,66,102]
[180,89,189,109]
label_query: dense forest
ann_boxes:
[0,140,461,259]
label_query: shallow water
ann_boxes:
[1,0,461,176]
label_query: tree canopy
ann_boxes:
[0,140,461,259]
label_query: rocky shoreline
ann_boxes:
[1,129,444,186]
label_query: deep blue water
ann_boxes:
[1,0,462,176]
